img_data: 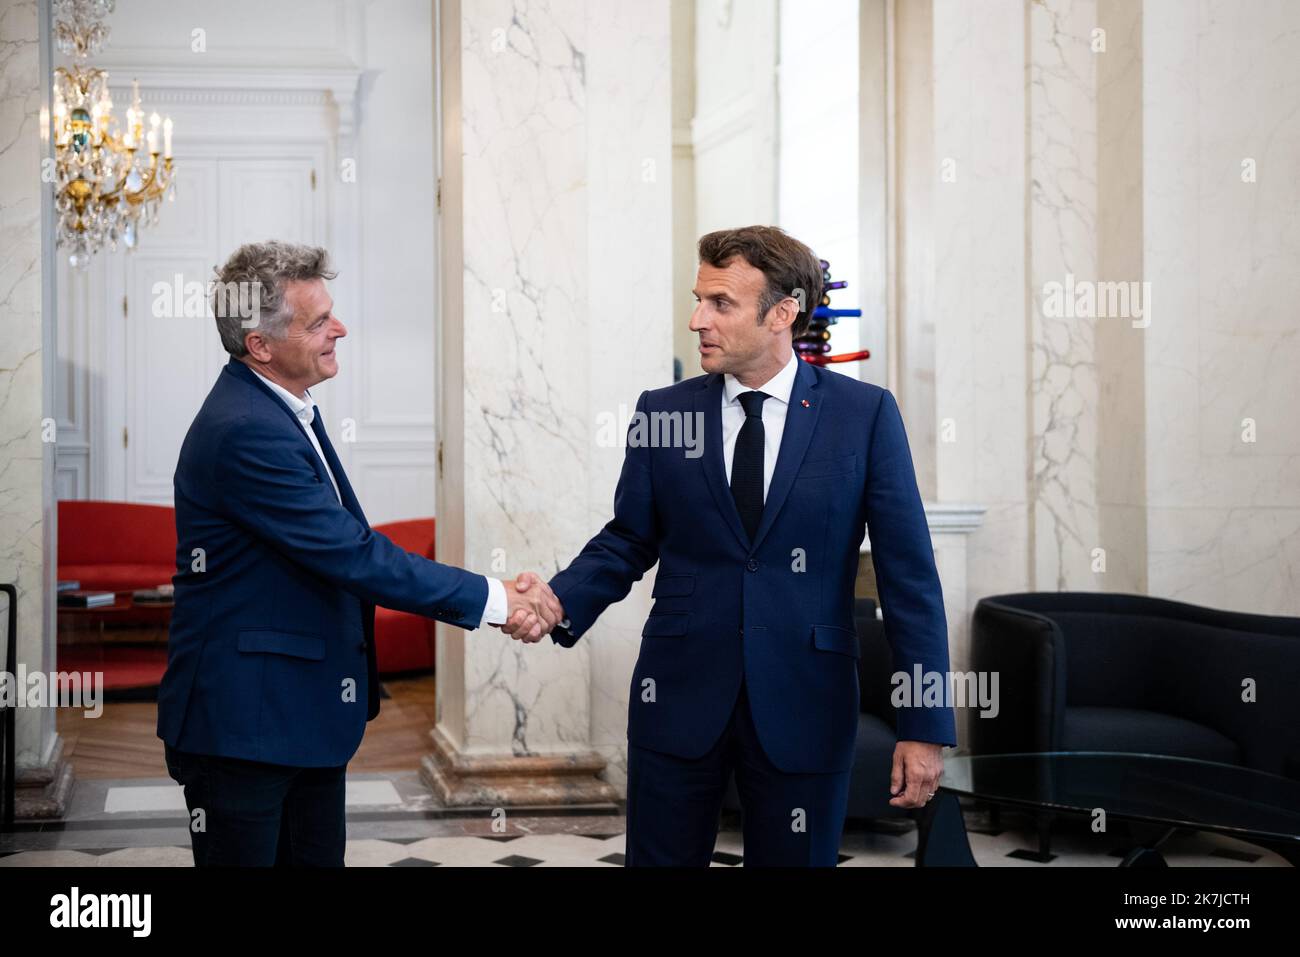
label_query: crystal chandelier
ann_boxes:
[51,0,176,268]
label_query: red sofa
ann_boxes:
[372,518,438,674]
[57,501,437,675]
[58,500,177,593]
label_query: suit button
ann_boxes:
[746,559,759,572]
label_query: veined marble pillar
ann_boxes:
[926,0,1146,607]
[929,0,1031,606]
[0,0,72,817]
[1026,0,1104,593]
[426,0,672,806]
[1143,0,1300,614]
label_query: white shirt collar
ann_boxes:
[723,351,799,407]
[251,368,317,425]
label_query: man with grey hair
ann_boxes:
[158,239,560,866]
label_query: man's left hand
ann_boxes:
[888,740,945,809]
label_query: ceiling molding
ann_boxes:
[101,67,365,137]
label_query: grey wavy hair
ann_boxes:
[210,240,337,358]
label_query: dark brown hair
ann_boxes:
[697,226,822,338]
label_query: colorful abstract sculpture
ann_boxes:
[795,258,871,366]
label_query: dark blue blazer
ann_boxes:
[549,358,956,774]
[157,358,487,767]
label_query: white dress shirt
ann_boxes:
[251,369,342,503]
[721,351,799,502]
[250,367,507,627]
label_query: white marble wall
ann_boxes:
[584,0,674,787]
[930,0,1031,605]
[691,0,778,233]
[438,0,671,792]
[1143,0,1300,613]
[670,0,698,382]
[892,0,935,492]
[0,0,57,769]
[1094,0,1148,595]
[1025,0,1147,596]
[923,0,1298,615]
[1028,0,1102,592]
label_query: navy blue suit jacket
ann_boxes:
[157,358,487,767]
[548,358,956,774]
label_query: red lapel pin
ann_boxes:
[801,399,811,408]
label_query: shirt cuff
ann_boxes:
[480,576,508,627]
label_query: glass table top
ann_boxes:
[940,752,1300,843]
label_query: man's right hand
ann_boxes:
[499,572,564,643]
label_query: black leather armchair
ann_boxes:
[970,591,1300,856]
[971,591,1300,775]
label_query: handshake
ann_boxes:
[496,571,565,643]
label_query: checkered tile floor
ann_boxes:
[3,823,1287,867]
[0,773,1290,867]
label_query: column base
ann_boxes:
[420,725,620,808]
[15,735,75,820]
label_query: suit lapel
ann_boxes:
[223,359,367,525]
[750,357,822,551]
[694,375,750,550]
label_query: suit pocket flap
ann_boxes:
[812,624,860,658]
[642,614,690,637]
[651,574,696,598]
[798,452,857,480]
[238,629,326,660]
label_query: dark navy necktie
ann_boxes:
[308,408,361,521]
[730,390,769,542]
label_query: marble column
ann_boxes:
[1027,0,1147,594]
[426,0,672,805]
[1142,0,1300,614]
[1093,0,1148,595]
[929,0,1031,608]
[923,0,1147,609]
[0,0,72,817]
[1027,0,1103,593]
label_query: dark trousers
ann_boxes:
[625,681,851,867]
[164,743,347,867]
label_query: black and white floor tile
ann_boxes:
[0,772,1289,867]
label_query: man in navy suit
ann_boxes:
[517,226,955,866]
[158,240,561,866]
